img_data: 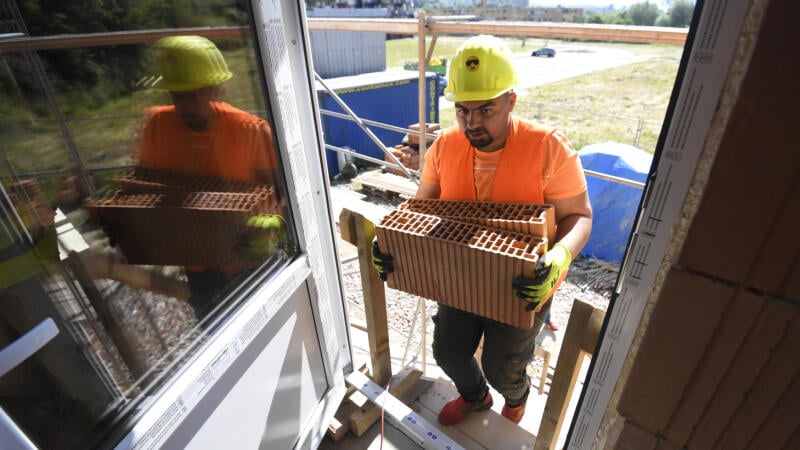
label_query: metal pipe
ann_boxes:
[315,73,419,183]
[583,169,646,189]
[320,110,438,141]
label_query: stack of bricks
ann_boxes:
[375,199,554,329]
[6,179,55,230]
[385,145,420,175]
[87,167,278,267]
[384,123,441,176]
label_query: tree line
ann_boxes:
[1,0,250,111]
[572,1,695,28]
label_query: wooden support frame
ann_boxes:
[535,299,604,450]
[339,208,393,386]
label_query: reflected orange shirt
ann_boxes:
[139,101,278,182]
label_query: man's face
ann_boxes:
[454,92,517,152]
[170,86,218,131]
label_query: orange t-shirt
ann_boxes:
[422,117,586,203]
[139,101,278,183]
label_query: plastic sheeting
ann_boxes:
[578,142,652,263]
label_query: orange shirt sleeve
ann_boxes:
[421,137,443,187]
[541,129,587,200]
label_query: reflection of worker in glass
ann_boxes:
[137,35,284,319]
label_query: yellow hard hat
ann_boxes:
[152,35,233,92]
[444,35,518,102]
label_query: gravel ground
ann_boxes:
[333,179,619,369]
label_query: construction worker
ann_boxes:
[126,35,286,320]
[373,35,592,425]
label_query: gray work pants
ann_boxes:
[432,302,550,405]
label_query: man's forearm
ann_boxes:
[554,214,592,258]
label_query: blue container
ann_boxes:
[316,70,439,177]
[578,143,653,263]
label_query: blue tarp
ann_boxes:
[578,143,653,263]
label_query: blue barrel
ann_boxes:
[578,143,652,263]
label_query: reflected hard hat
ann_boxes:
[444,35,518,102]
[152,35,233,92]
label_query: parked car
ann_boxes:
[531,47,556,58]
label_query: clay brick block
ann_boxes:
[677,1,800,301]
[117,167,276,208]
[384,145,420,175]
[617,269,736,435]
[713,307,800,450]
[687,298,799,449]
[613,420,658,450]
[746,369,800,450]
[663,289,763,444]
[87,190,270,267]
[88,167,278,267]
[375,209,545,329]
[399,199,556,245]
[406,122,441,146]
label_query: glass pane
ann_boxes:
[0,1,296,447]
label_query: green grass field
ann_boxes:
[388,36,683,152]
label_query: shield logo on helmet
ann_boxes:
[465,56,480,72]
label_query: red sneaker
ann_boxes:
[501,401,527,424]
[438,392,493,425]
[546,321,559,331]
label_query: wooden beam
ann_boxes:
[535,299,605,450]
[64,251,148,377]
[327,364,371,442]
[306,18,687,46]
[0,18,687,54]
[339,208,393,386]
[349,367,423,437]
[428,21,687,46]
[76,249,189,300]
[307,18,418,35]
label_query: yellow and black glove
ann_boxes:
[371,236,394,281]
[240,214,288,257]
[512,242,572,312]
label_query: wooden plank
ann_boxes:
[414,377,536,449]
[535,299,603,450]
[533,344,552,396]
[64,252,146,377]
[346,370,464,449]
[327,364,371,442]
[305,18,688,45]
[338,209,392,386]
[349,367,423,437]
[77,249,189,300]
[353,170,418,198]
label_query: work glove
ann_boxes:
[240,214,288,257]
[371,236,394,281]
[512,242,572,312]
